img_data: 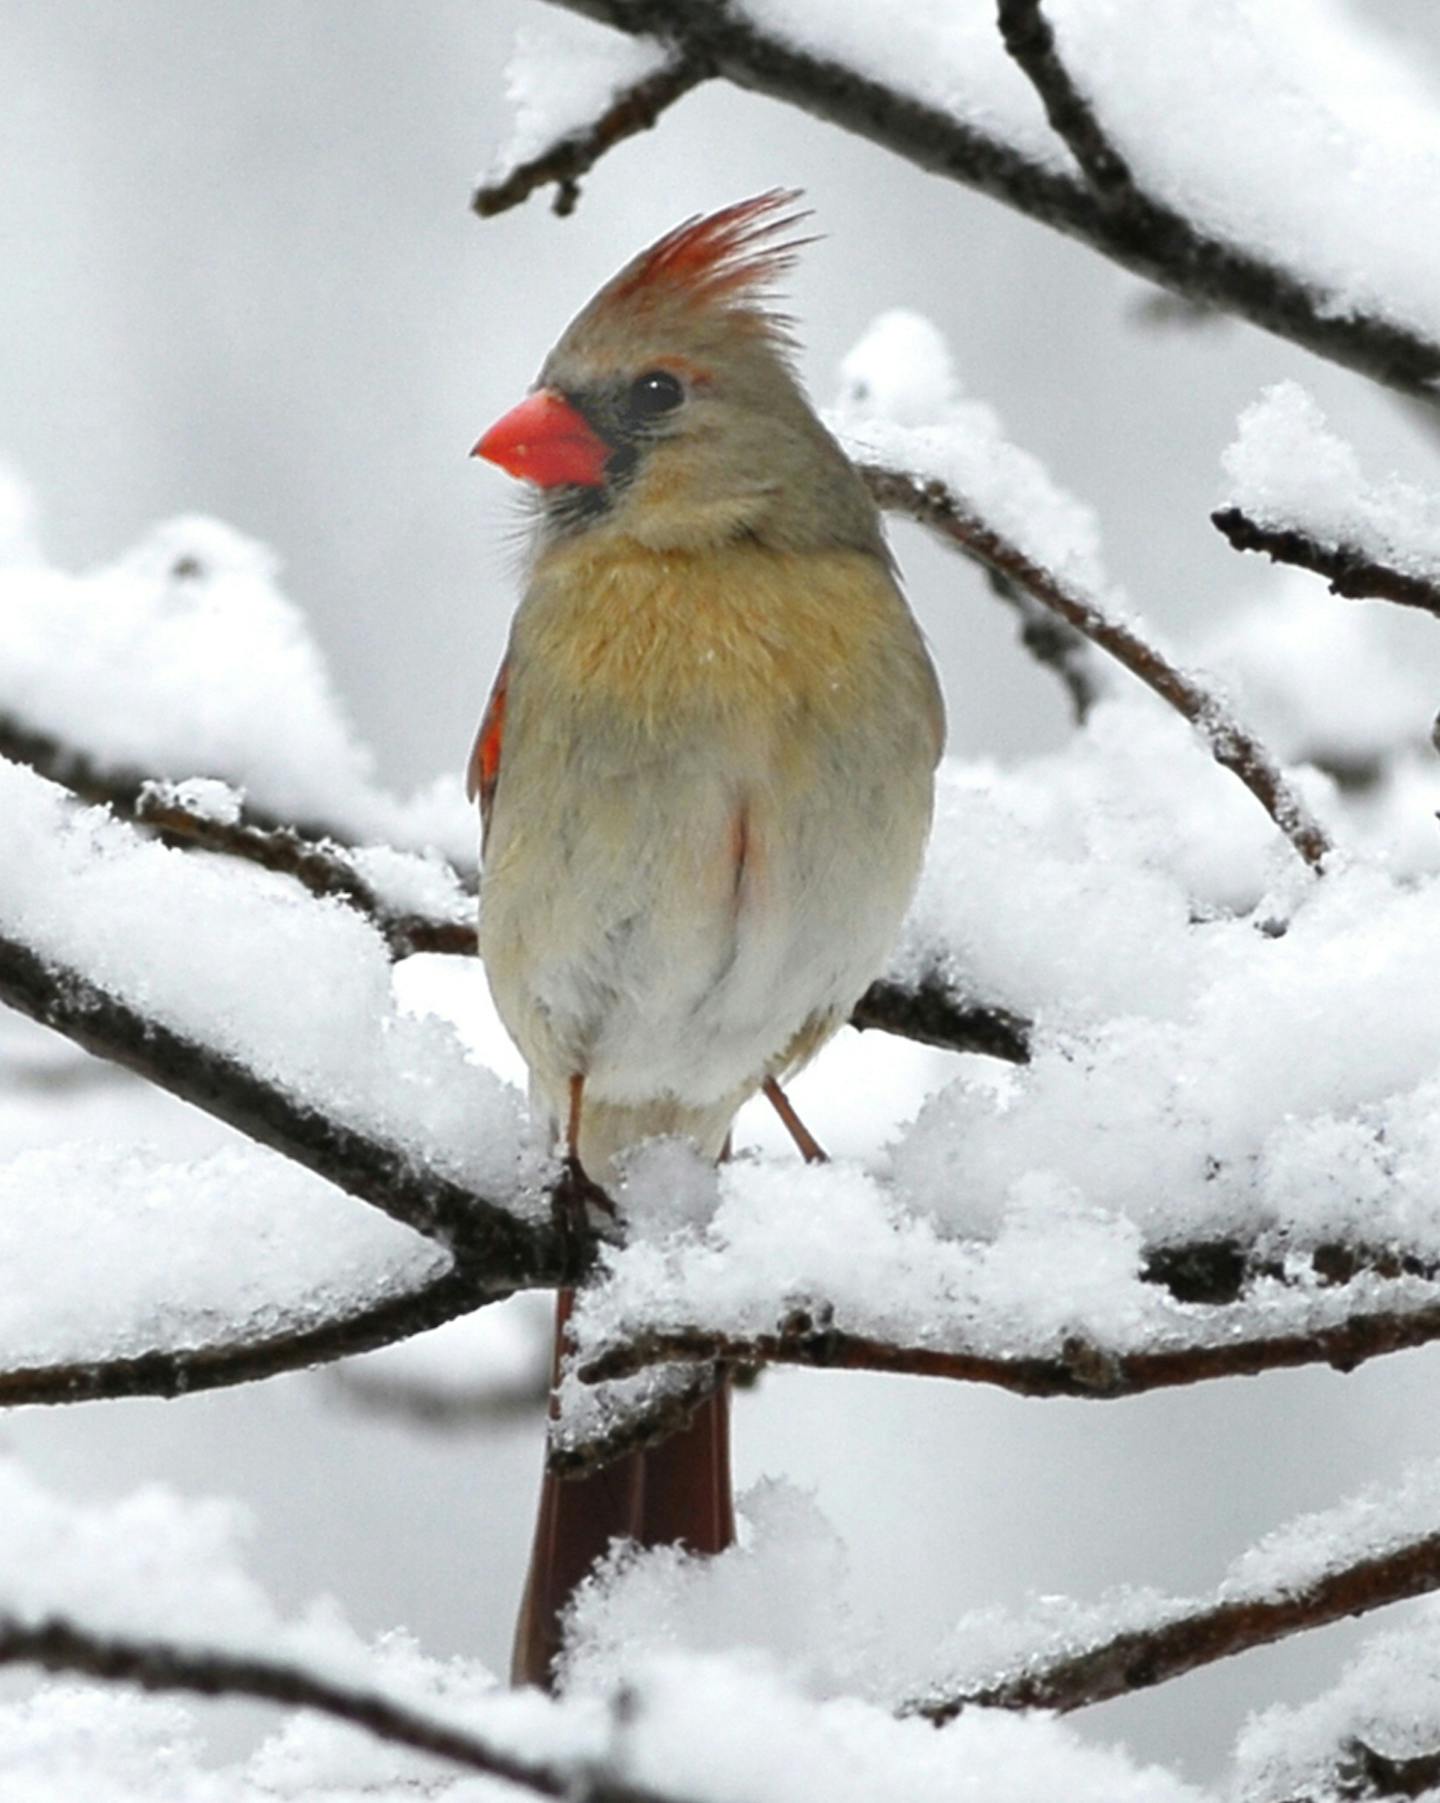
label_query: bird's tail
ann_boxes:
[511,1094,739,1689]
[511,1294,733,1686]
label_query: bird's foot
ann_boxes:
[550,1153,618,1253]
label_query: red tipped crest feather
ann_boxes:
[603,189,812,325]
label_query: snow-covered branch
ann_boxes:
[995,0,1136,206]
[860,461,1332,870]
[0,1613,663,1800]
[475,48,705,217]
[0,923,560,1279]
[0,1269,486,1410]
[1213,509,1440,621]
[572,1282,1440,1407]
[134,779,478,958]
[1214,382,1440,627]
[515,0,1440,402]
[916,1517,1440,1721]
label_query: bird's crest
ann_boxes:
[591,190,813,337]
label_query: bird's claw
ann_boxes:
[550,1154,618,1254]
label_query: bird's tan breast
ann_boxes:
[511,537,940,753]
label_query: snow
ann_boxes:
[1222,381,1440,578]
[338,1292,551,1414]
[832,309,1114,603]
[741,0,1440,343]
[0,1140,447,1373]
[1235,1599,1440,1800]
[483,17,673,189]
[0,1456,1214,1802]
[739,0,1068,173]
[1200,570,1440,780]
[0,513,477,863]
[0,758,530,1217]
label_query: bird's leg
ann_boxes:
[762,1075,828,1164]
[550,1074,616,1246]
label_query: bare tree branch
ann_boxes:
[575,1286,1440,1401]
[863,463,1332,870]
[524,0,1440,402]
[474,54,706,217]
[0,928,575,1285]
[0,1613,670,1800]
[0,1269,490,1410]
[912,1526,1440,1721]
[331,1359,550,1429]
[1212,507,1440,620]
[979,564,1107,724]
[849,972,1030,1064]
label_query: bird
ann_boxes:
[469,192,944,1688]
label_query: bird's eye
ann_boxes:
[624,369,685,421]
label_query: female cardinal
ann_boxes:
[470,193,944,1686]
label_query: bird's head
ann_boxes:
[473,192,882,558]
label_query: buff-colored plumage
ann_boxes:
[477,194,942,1180]
[471,193,943,1686]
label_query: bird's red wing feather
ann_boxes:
[466,657,509,844]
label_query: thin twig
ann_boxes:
[331,1362,550,1429]
[995,0,1136,204]
[864,464,1332,869]
[1330,1738,1440,1801]
[0,1270,491,1409]
[0,1613,668,1800]
[912,1526,1440,1721]
[549,1365,725,1478]
[980,564,1107,723]
[849,973,1030,1063]
[1212,507,1440,620]
[474,55,706,217]
[525,0,1440,402]
[574,1288,1440,1400]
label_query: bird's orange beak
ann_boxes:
[471,390,611,489]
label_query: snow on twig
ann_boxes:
[859,461,1332,869]
[1213,510,1440,621]
[0,1614,664,1799]
[475,38,705,218]
[571,1284,1440,1405]
[134,779,479,958]
[517,0,1440,402]
[0,1270,487,1410]
[0,920,555,1277]
[1214,382,1440,623]
[915,1519,1440,1721]
[0,514,476,863]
